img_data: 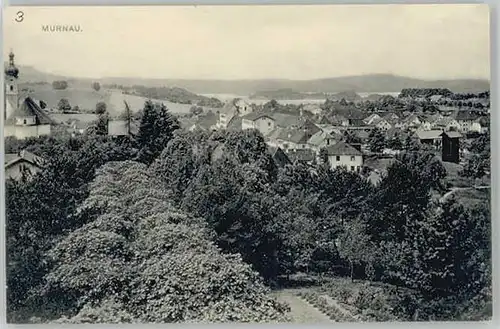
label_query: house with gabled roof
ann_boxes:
[432,116,460,132]
[455,110,482,133]
[471,116,489,134]
[415,130,443,148]
[325,141,363,172]
[272,118,321,151]
[5,150,46,181]
[275,128,311,151]
[241,112,276,135]
[363,113,381,125]
[415,115,432,131]
[216,98,253,129]
[371,117,392,131]
[396,114,421,131]
[307,130,339,152]
[317,115,333,125]
[383,112,400,122]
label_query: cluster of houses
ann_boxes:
[185,97,490,172]
[3,51,490,179]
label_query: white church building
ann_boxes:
[4,51,52,139]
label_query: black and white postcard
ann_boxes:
[3,4,491,323]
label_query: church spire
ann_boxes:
[5,49,19,79]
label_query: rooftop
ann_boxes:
[415,130,443,140]
[441,131,462,138]
[241,112,274,122]
[5,150,46,168]
[5,97,54,125]
[325,141,362,156]
[277,128,310,144]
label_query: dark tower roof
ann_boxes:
[5,51,19,79]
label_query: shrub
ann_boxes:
[44,161,290,323]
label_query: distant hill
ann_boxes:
[250,88,326,100]
[98,74,490,94]
[13,65,490,94]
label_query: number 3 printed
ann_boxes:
[15,11,24,22]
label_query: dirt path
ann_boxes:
[274,290,332,323]
[320,294,359,321]
[440,187,467,203]
[440,185,490,203]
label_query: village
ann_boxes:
[179,90,490,186]
[4,49,490,186]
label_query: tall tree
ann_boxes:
[57,98,71,112]
[91,82,101,92]
[368,128,386,153]
[368,151,446,242]
[136,101,180,165]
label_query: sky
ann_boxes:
[3,4,491,80]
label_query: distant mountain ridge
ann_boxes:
[12,65,490,94]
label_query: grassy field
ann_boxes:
[453,188,490,207]
[21,84,217,116]
[441,160,474,188]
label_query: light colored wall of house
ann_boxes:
[218,113,228,128]
[241,118,255,130]
[15,116,36,125]
[235,100,252,116]
[458,120,475,133]
[255,117,275,135]
[4,124,51,139]
[446,120,461,132]
[376,120,391,131]
[328,154,363,172]
[470,122,481,133]
[420,122,432,131]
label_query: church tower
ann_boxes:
[5,50,20,119]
